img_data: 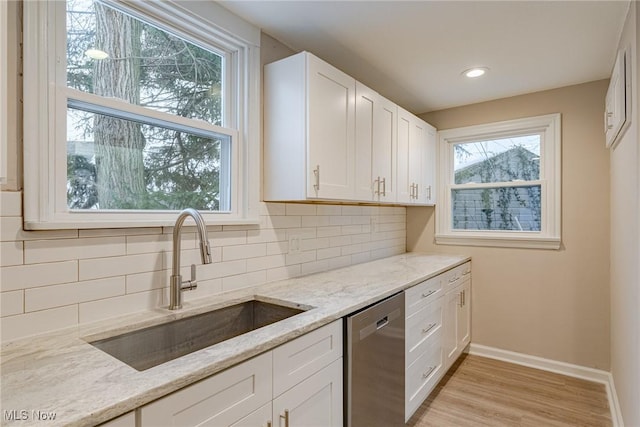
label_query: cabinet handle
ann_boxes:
[313,165,320,191]
[605,111,614,130]
[459,291,464,307]
[449,276,459,283]
[374,176,380,195]
[381,177,386,196]
[422,323,437,334]
[280,410,290,427]
[427,185,432,200]
[422,366,436,379]
[421,289,436,298]
[462,270,471,276]
[410,183,416,199]
[415,184,419,199]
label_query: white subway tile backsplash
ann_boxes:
[126,270,168,294]
[0,241,23,266]
[266,265,301,282]
[222,243,267,261]
[24,237,126,264]
[126,234,174,255]
[1,290,24,317]
[285,203,317,216]
[0,191,21,216]
[1,306,78,342]
[79,253,162,281]
[1,217,78,242]
[79,289,164,324]
[316,205,341,216]
[1,261,78,292]
[1,190,406,342]
[209,230,248,246]
[25,277,125,312]
[222,270,267,292]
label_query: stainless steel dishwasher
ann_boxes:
[345,291,405,427]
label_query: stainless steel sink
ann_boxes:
[89,299,306,371]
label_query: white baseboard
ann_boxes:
[467,343,624,427]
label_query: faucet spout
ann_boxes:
[169,208,212,310]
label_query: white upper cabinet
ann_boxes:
[605,48,629,148]
[264,51,356,201]
[355,82,397,202]
[264,51,435,205]
[397,108,435,205]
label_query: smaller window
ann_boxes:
[436,114,561,249]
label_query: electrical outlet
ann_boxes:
[289,234,301,254]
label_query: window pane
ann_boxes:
[67,107,230,211]
[66,0,223,125]
[451,186,541,231]
[454,135,540,184]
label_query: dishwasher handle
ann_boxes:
[376,316,389,330]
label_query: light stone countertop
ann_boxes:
[1,252,469,427]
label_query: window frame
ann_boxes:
[23,0,260,229]
[436,114,561,249]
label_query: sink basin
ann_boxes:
[89,299,306,371]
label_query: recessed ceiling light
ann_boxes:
[85,49,109,60]
[463,67,488,78]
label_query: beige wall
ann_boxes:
[408,80,611,370]
[610,2,640,425]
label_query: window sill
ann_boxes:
[435,233,561,250]
[23,215,261,231]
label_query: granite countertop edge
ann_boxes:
[0,252,470,427]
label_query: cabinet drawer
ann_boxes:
[405,336,443,420]
[406,296,443,366]
[140,351,272,427]
[273,319,343,397]
[405,276,442,316]
[442,262,471,291]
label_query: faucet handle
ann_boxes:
[181,264,198,291]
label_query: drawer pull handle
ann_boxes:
[462,270,471,276]
[422,323,437,334]
[449,276,459,283]
[313,165,320,191]
[421,289,436,298]
[422,366,436,379]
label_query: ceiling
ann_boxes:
[219,0,629,114]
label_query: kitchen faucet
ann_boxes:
[169,208,213,310]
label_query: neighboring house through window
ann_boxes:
[23,0,260,229]
[436,114,561,249]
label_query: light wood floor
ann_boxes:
[407,354,612,427]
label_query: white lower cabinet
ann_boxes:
[444,278,471,370]
[99,411,136,427]
[139,320,343,427]
[404,262,471,421]
[273,358,343,427]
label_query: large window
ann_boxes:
[436,114,561,249]
[24,0,260,228]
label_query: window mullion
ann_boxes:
[450,180,544,191]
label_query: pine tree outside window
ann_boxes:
[24,0,260,229]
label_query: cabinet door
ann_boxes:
[423,125,436,205]
[396,109,412,203]
[98,412,136,427]
[230,403,272,427]
[443,286,460,370]
[457,280,471,349]
[307,54,356,200]
[374,96,397,202]
[139,352,272,426]
[273,358,343,427]
[355,81,376,201]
